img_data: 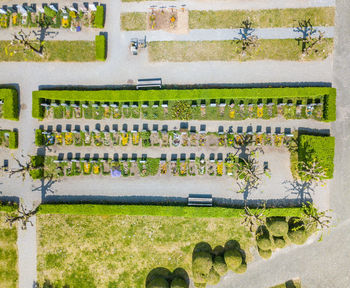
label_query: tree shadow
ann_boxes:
[32,176,59,202]
[283,180,314,203]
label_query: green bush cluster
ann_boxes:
[94,6,105,28]
[146,268,188,288]
[30,155,45,180]
[298,135,335,179]
[32,87,336,121]
[95,35,106,61]
[0,89,19,120]
[192,242,245,287]
[37,204,304,218]
[266,217,289,237]
[323,89,336,122]
[287,217,308,245]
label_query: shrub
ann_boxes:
[147,277,169,288]
[298,135,335,179]
[9,131,18,149]
[207,268,220,285]
[44,6,57,17]
[0,89,19,120]
[193,283,206,288]
[258,247,272,259]
[288,218,308,245]
[256,226,272,250]
[35,129,44,146]
[224,248,242,270]
[213,256,227,276]
[30,168,44,179]
[192,251,212,276]
[273,236,286,248]
[212,245,225,257]
[170,278,187,288]
[31,155,45,168]
[266,217,288,236]
[234,262,247,274]
[96,35,106,61]
[323,88,336,121]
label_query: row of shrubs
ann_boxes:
[0,89,19,121]
[298,134,335,179]
[37,204,304,218]
[32,87,336,121]
[256,216,315,259]
[146,268,189,288]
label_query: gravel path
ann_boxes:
[121,0,335,13]
[124,26,334,41]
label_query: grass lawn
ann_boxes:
[120,12,147,31]
[148,38,334,62]
[270,279,302,288]
[0,212,18,288]
[189,7,335,29]
[37,214,254,287]
[0,41,96,62]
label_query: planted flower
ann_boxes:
[257,105,263,118]
[65,132,73,145]
[55,133,63,145]
[217,162,223,176]
[121,133,129,146]
[83,162,91,174]
[93,163,100,175]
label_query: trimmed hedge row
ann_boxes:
[298,135,335,179]
[0,89,19,121]
[0,202,18,212]
[95,35,106,61]
[32,87,336,121]
[8,131,18,149]
[94,6,105,28]
[37,204,304,217]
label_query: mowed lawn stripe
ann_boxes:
[148,39,334,62]
[189,7,335,29]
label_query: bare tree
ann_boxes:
[241,203,266,232]
[235,19,260,57]
[295,19,326,58]
[298,159,327,185]
[8,156,35,181]
[5,30,45,58]
[5,204,38,230]
[301,201,332,231]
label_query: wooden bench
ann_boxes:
[188,194,213,207]
[137,78,162,89]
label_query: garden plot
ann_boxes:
[147,8,188,34]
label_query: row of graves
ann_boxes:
[44,153,254,178]
[37,127,295,148]
[0,2,103,30]
[40,98,324,120]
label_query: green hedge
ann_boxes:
[8,131,18,149]
[94,6,105,28]
[37,204,304,217]
[95,35,106,61]
[0,89,19,120]
[298,135,335,179]
[0,202,18,212]
[32,87,336,121]
[35,129,44,146]
[323,88,336,122]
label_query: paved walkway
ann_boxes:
[121,0,335,13]
[124,26,334,41]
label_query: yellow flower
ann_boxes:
[229,110,235,119]
[257,106,263,118]
[93,164,100,174]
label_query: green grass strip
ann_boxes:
[189,7,335,29]
[0,203,18,212]
[38,204,304,218]
[120,12,147,31]
[0,41,96,62]
[95,35,106,61]
[0,89,19,120]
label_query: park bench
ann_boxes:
[188,194,213,207]
[136,78,162,89]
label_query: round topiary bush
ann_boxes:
[213,256,228,276]
[258,247,272,259]
[288,217,308,245]
[147,277,170,288]
[194,283,206,288]
[192,251,213,275]
[256,226,272,250]
[192,270,208,284]
[234,262,247,274]
[170,277,188,288]
[207,267,221,285]
[224,248,242,270]
[212,245,225,257]
[273,236,286,248]
[266,217,289,236]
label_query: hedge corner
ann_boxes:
[96,35,106,61]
